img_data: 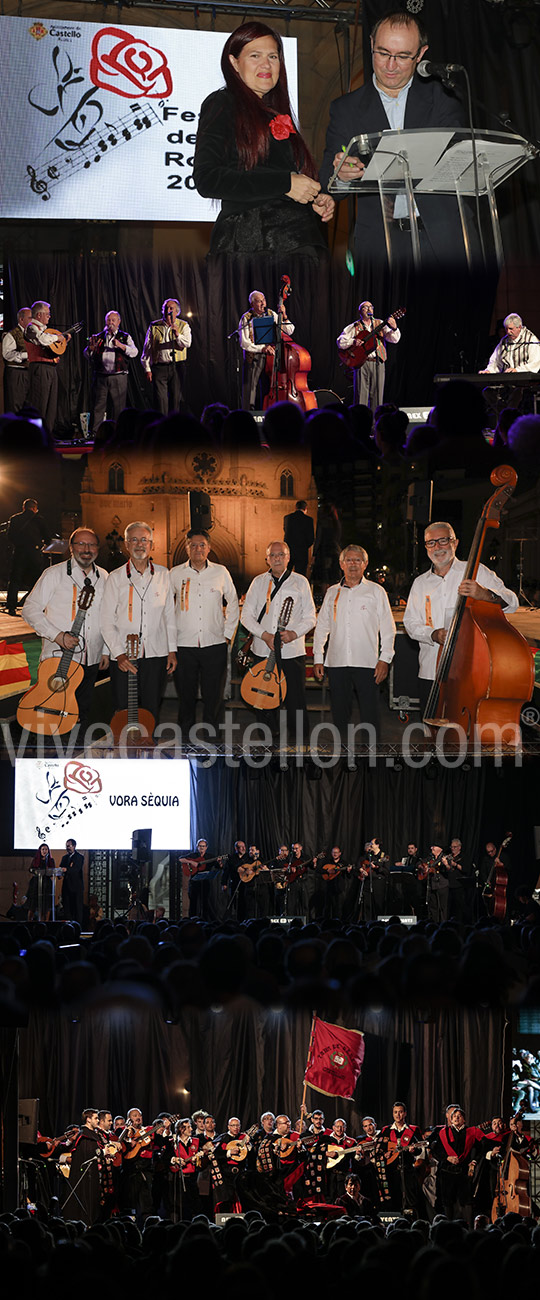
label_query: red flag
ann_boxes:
[304,1018,365,1099]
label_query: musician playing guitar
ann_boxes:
[22,528,109,732]
[379,1101,424,1215]
[241,540,316,740]
[237,844,272,920]
[337,300,401,408]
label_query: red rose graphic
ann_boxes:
[90,26,173,99]
[63,761,102,796]
[270,115,296,141]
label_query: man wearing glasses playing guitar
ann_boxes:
[22,528,109,733]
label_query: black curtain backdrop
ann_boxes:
[18,1001,507,1141]
[189,759,540,894]
[1,758,538,894]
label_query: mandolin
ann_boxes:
[338,307,405,370]
[110,633,155,750]
[240,595,294,710]
[17,582,94,735]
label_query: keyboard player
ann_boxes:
[479,313,540,377]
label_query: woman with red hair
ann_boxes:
[27,842,56,920]
[193,23,334,258]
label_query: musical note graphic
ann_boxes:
[25,102,161,200]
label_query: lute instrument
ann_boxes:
[17,581,95,735]
[240,595,294,710]
[47,321,84,355]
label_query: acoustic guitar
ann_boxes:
[240,595,294,710]
[338,307,406,370]
[17,582,95,735]
[237,859,266,883]
[47,321,85,355]
[110,633,155,750]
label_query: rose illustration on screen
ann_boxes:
[63,761,103,796]
[90,26,173,99]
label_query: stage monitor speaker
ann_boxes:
[189,490,212,533]
[406,479,433,525]
[131,828,152,864]
[377,914,417,927]
[215,1212,246,1225]
[19,1098,39,1144]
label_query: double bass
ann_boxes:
[423,467,534,748]
[491,1118,531,1222]
[263,275,317,412]
[482,832,512,920]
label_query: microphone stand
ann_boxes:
[227,326,243,409]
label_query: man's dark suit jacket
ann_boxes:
[283,511,315,576]
[320,76,467,260]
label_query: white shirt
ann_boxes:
[25,318,60,349]
[2,330,27,365]
[84,331,138,373]
[403,558,519,679]
[241,570,316,659]
[100,562,177,660]
[337,317,401,356]
[313,577,396,668]
[239,310,294,355]
[23,561,109,666]
[170,560,239,647]
[484,327,540,374]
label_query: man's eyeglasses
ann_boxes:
[372,47,422,64]
[425,537,454,550]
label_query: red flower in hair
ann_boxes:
[270,115,296,141]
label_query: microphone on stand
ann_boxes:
[417,60,465,80]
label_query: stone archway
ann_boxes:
[172,525,242,582]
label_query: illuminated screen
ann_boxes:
[0,16,298,221]
[14,757,191,850]
[512,1010,540,1120]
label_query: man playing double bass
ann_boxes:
[403,521,519,714]
[238,289,294,410]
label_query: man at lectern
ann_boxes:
[319,10,466,266]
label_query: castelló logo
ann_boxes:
[29,22,48,40]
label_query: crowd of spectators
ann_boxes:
[2,905,540,1020]
[1,1201,539,1300]
[1,379,540,473]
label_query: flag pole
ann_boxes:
[299,1010,318,1122]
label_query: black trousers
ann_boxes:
[4,366,29,414]
[110,656,167,727]
[28,362,58,431]
[6,547,44,613]
[328,666,381,733]
[175,642,227,738]
[152,362,184,414]
[75,662,100,731]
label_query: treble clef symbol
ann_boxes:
[26,165,50,200]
